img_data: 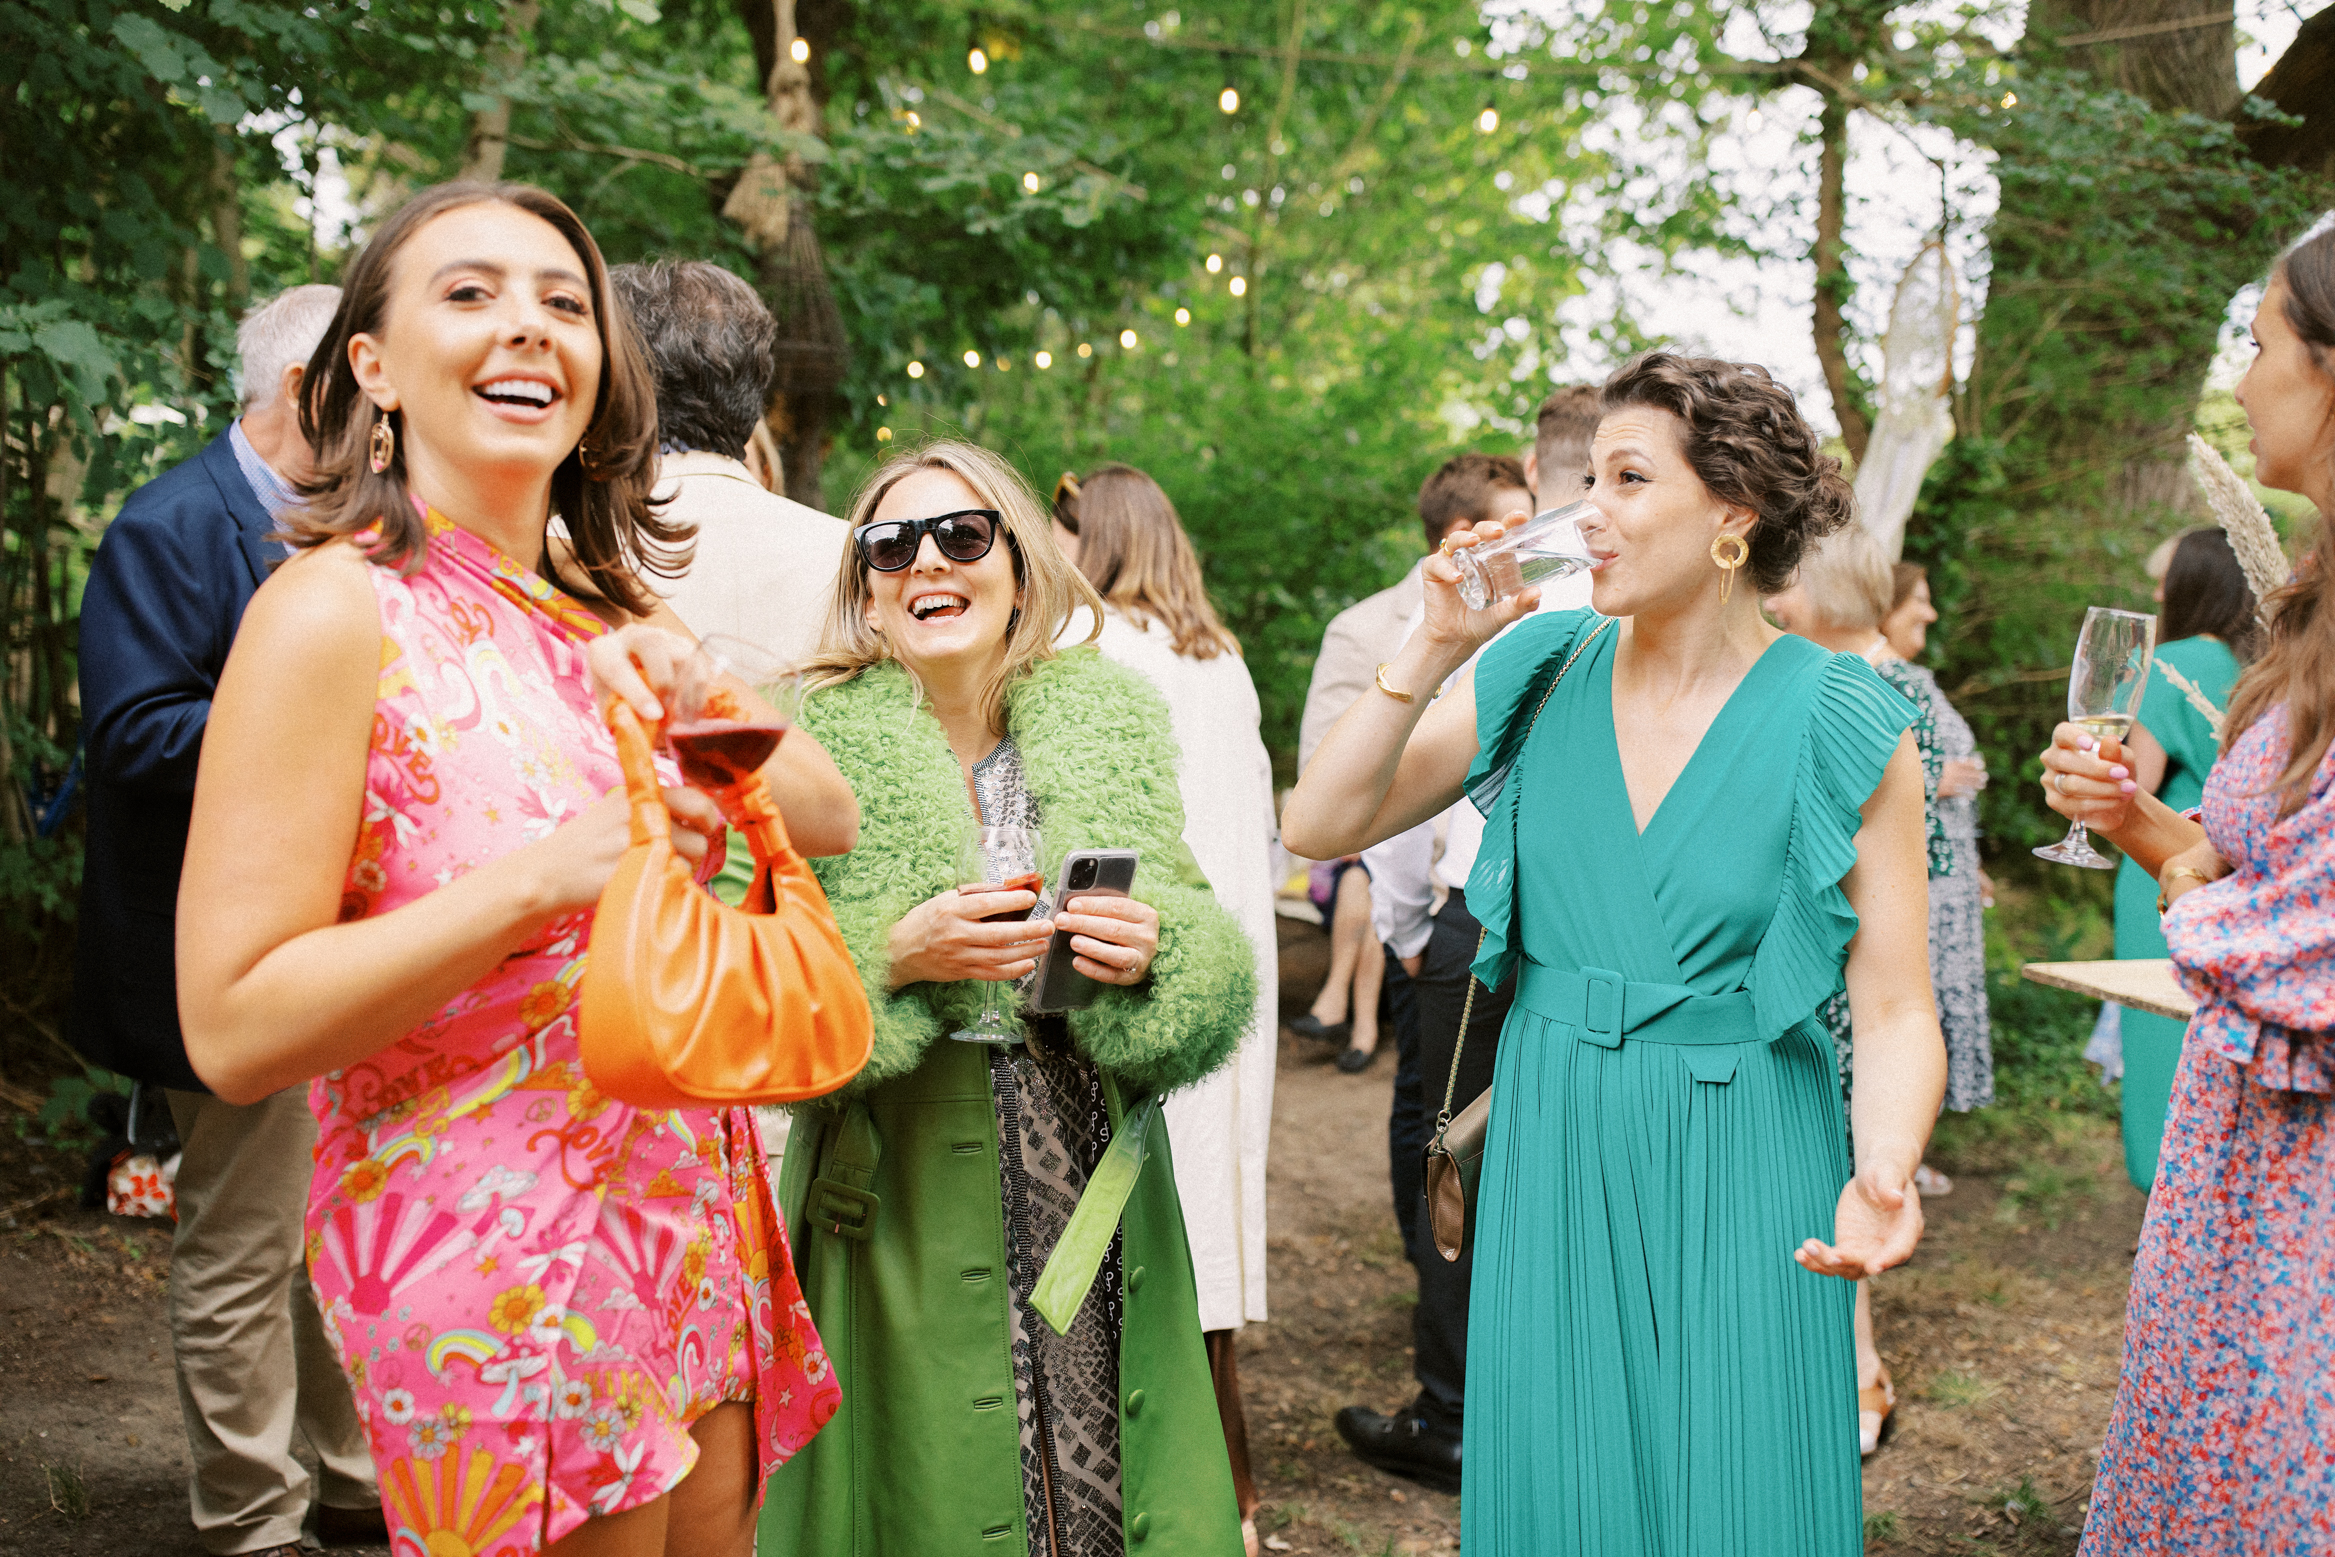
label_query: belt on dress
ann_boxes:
[1516,960,1761,1049]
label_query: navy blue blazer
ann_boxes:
[72,431,283,1092]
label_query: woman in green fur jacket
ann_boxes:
[757,440,1256,1557]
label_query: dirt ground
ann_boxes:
[0,917,2142,1556]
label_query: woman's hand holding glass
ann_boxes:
[2039,722,2141,833]
[1413,513,1549,670]
[887,884,1054,991]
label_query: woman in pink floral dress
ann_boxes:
[2042,227,2335,1552]
[175,182,860,1557]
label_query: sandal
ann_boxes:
[1859,1370,1897,1457]
[1243,1518,1260,1557]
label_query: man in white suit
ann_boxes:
[609,260,845,663]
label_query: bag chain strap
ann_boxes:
[1433,616,1613,1134]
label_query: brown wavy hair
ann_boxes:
[1057,463,1240,660]
[288,181,684,617]
[1600,352,1855,595]
[2222,225,2335,814]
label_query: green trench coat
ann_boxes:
[755,649,1251,1556]
[762,1042,1240,1555]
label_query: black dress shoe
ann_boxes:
[316,1502,390,1548]
[1289,1014,1351,1048]
[1335,1044,1379,1073]
[1333,1404,1461,1494]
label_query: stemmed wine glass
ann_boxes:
[952,824,1046,1044]
[666,634,799,799]
[2034,606,2155,869]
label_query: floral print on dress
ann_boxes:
[2081,704,2335,1553]
[307,512,836,1557]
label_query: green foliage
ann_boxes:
[17,1065,130,1151]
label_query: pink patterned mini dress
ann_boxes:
[305,513,837,1557]
[2082,703,2335,1553]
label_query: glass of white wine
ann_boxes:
[2034,606,2156,870]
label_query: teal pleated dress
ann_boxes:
[2108,633,2240,1190]
[1457,612,1915,1557]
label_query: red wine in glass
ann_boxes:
[668,718,788,789]
[973,870,1044,923]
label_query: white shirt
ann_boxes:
[649,451,847,664]
[1365,566,1594,957]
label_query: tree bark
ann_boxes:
[459,0,541,184]
[1811,93,1871,466]
[2242,2,2335,179]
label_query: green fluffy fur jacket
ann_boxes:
[797,647,1258,1097]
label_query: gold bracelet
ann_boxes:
[2157,864,2213,915]
[1374,662,1416,703]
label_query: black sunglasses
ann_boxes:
[854,508,1005,572]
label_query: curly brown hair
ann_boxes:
[288,181,685,617]
[1599,352,1855,595]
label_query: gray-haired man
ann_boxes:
[75,283,383,1555]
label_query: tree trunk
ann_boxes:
[1811,93,1871,466]
[460,0,541,183]
[209,138,249,318]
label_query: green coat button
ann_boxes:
[1125,1388,1145,1418]
[1127,1264,1146,1293]
[1130,1511,1151,1542]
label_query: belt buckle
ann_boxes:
[1579,966,1624,1048]
[808,1177,878,1241]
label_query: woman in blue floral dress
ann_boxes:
[2042,227,2335,1552]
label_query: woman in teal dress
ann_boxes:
[1284,353,1947,1556]
[2109,528,2257,1189]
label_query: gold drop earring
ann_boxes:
[368,409,397,474]
[1710,533,1749,604]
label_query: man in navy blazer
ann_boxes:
[73,285,382,1557]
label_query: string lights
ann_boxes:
[1035,350,1053,368]
[1218,86,1239,113]
[906,360,925,378]
[1476,106,1499,133]
[1174,307,1191,325]
[1228,276,1247,297]
[1120,329,1139,349]
[964,349,982,367]
[789,37,809,63]
[1205,253,1223,273]
[877,426,893,441]
[969,46,989,73]
[1077,342,1094,358]
[1022,171,1041,192]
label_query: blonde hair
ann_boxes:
[1059,464,1240,661]
[1796,523,1894,632]
[801,439,1103,737]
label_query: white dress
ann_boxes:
[1090,606,1278,1330]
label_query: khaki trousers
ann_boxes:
[166,1087,376,1554]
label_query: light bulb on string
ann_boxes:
[1035,351,1053,369]
[1205,253,1223,274]
[1174,307,1191,326]
[876,426,892,442]
[969,46,989,74]
[964,349,982,368]
[1077,342,1094,358]
[1120,329,1139,349]
[789,37,809,63]
[1218,87,1239,114]
[2001,92,2017,107]
[1476,106,1499,133]
[904,111,921,131]
[1228,276,1247,297]
[906,360,925,378]
[1022,171,1040,193]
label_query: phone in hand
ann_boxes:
[1030,849,1140,1013]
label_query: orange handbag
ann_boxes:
[577,698,872,1109]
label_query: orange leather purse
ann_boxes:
[578,698,872,1109]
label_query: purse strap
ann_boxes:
[605,697,790,868]
[1433,615,1613,1134]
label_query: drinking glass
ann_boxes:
[951,824,1046,1044]
[2033,606,2155,869]
[1452,500,1597,610]
[666,634,799,798]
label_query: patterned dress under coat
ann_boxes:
[2081,705,2335,1553]
[305,513,836,1557]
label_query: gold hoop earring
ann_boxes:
[1710,532,1749,604]
[368,411,396,475]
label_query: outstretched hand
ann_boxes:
[1416,512,1546,661]
[1794,1162,1925,1281]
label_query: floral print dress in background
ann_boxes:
[2081,704,2335,1553]
[306,513,837,1557]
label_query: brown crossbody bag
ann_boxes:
[1424,615,1611,1262]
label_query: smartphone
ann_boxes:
[1030,849,1140,1013]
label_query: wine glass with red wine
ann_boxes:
[952,824,1045,1044]
[666,634,799,799]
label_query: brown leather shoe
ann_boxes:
[316,1502,390,1548]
